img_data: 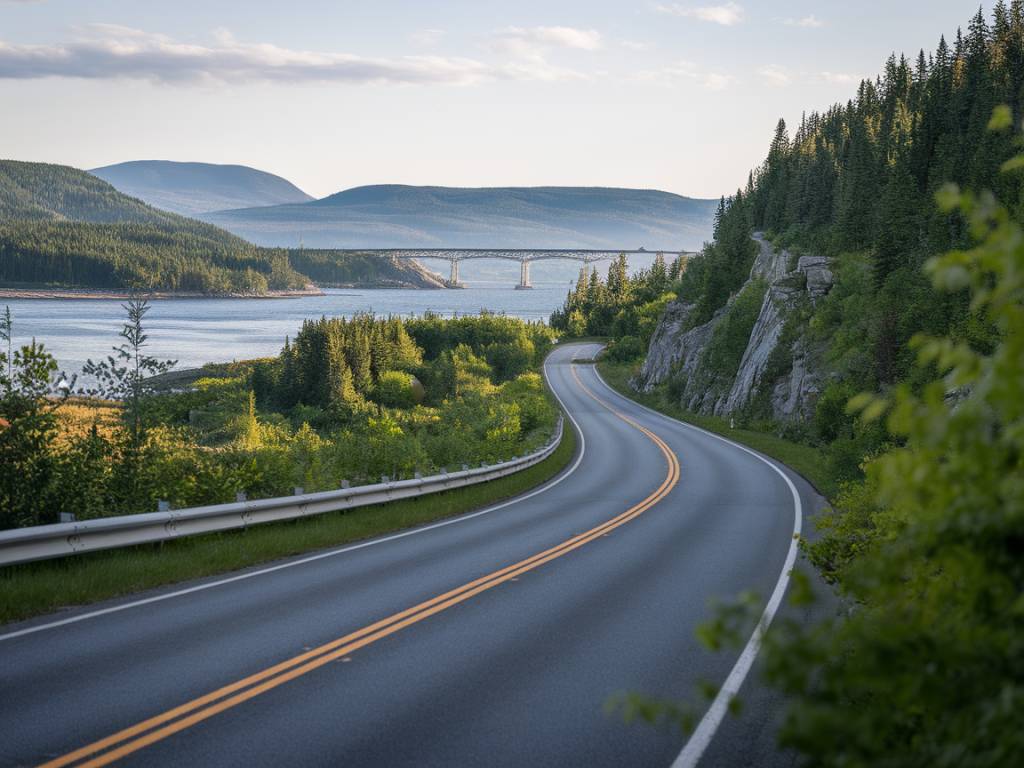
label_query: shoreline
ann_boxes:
[0,287,326,301]
[0,281,446,300]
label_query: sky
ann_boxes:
[0,0,997,200]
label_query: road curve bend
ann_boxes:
[0,343,813,767]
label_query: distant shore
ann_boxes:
[0,286,327,301]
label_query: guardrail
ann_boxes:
[0,416,564,567]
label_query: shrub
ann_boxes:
[372,371,416,408]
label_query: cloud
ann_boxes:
[821,71,861,85]
[785,15,824,28]
[487,26,600,81]
[495,26,602,53]
[0,25,593,85]
[758,65,791,87]
[656,3,745,26]
[635,59,734,90]
[702,71,734,90]
[620,40,653,51]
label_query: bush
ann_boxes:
[372,371,416,408]
[605,335,645,362]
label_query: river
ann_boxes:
[2,256,661,375]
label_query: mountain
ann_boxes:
[0,161,437,294]
[200,185,718,250]
[90,161,313,217]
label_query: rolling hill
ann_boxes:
[0,162,436,294]
[200,185,718,250]
[0,160,180,225]
[90,161,314,217]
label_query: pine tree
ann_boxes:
[607,253,629,301]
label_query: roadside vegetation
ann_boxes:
[597,360,836,498]
[0,306,559,531]
[549,251,686,362]
[0,419,575,625]
[593,5,1024,764]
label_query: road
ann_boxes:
[0,343,816,767]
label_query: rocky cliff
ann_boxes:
[634,234,833,422]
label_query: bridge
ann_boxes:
[364,248,697,289]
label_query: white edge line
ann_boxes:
[587,365,803,768]
[0,345,596,644]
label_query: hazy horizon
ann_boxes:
[0,0,999,199]
[89,163,724,202]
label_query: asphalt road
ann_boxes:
[0,343,817,767]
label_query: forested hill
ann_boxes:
[618,8,1024,765]
[565,3,1024,485]
[201,185,717,250]
[674,4,1023,398]
[90,161,313,216]
[0,160,180,225]
[0,162,435,294]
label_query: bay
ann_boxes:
[1,255,660,375]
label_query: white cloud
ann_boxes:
[487,26,600,81]
[785,15,824,28]
[656,3,745,26]
[0,25,594,85]
[821,71,861,85]
[620,40,653,51]
[759,64,791,87]
[702,71,734,90]
[531,26,603,50]
[635,59,734,90]
[495,26,602,53]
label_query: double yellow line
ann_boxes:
[42,363,680,768]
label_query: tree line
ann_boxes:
[689,4,1024,389]
[549,252,685,359]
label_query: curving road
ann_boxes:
[0,343,817,767]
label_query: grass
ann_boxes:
[597,359,837,499]
[0,419,577,626]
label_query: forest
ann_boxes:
[581,5,1024,764]
[284,249,440,288]
[549,252,686,360]
[679,4,1022,391]
[0,305,558,531]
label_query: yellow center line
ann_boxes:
[42,360,680,768]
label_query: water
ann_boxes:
[2,256,660,375]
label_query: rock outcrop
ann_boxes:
[635,233,834,422]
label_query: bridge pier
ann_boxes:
[515,259,533,290]
[447,258,465,289]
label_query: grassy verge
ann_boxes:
[0,421,577,626]
[597,359,837,499]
